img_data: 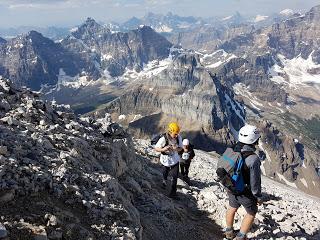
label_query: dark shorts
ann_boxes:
[227,192,258,215]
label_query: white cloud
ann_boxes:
[3,0,116,10]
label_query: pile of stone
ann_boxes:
[0,77,142,239]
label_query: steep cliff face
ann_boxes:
[168,24,255,51]
[257,120,320,197]
[267,5,320,62]
[0,37,6,45]
[96,51,245,152]
[215,55,287,103]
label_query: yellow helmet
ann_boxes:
[168,122,180,134]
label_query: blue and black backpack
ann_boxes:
[216,148,253,195]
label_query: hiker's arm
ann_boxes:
[250,158,262,200]
[155,146,171,153]
[190,149,195,160]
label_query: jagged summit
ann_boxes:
[71,17,111,39]
[307,4,320,20]
[0,37,6,44]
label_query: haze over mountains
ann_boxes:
[0,3,320,198]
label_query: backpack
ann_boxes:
[216,148,253,195]
[150,133,168,146]
[150,133,181,147]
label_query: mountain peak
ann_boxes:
[80,17,104,31]
[27,30,44,38]
[72,17,110,39]
[309,4,320,14]
[0,37,6,44]
[306,4,320,20]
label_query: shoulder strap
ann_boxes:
[163,133,169,146]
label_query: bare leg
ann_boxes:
[226,207,238,228]
[239,213,255,234]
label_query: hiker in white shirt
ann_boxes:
[155,122,182,199]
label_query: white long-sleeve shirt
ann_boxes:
[155,135,182,167]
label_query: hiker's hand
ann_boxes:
[162,146,171,152]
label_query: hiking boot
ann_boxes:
[161,180,167,189]
[235,236,247,240]
[0,223,7,239]
[183,176,191,184]
[235,232,247,240]
[224,229,235,239]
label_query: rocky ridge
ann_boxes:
[0,77,142,239]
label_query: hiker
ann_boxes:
[179,138,195,184]
[154,122,183,199]
[218,125,262,240]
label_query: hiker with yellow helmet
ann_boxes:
[154,122,183,199]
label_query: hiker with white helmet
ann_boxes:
[216,125,262,240]
[154,122,183,199]
[179,138,195,184]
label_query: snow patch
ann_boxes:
[269,52,320,86]
[276,173,297,188]
[201,49,237,68]
[224,93,245,123]
[155,25,173,33]
[101,54,113,61]
[118,115,126,120]
[300,178,308,188]
[130,114,142,123]
[222,16,232,21]
[70,27,79,32]
[280,9,294,16]
[254,15,268,22]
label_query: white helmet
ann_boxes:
[182,139,190,146]
[238,125,260,145]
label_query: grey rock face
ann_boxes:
[216,56,287,103]
[0,38,6,45]
[0,31,86,90]
[98,51,245,152]
[218,5,320,63]
[168,24,255,51]
[63,18,172,77]
[120,11,202,33]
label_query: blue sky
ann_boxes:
[0,0,319,27]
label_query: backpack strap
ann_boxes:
[163,133,169,147]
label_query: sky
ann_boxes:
[0,0,319,28]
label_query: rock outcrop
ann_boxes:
[0,77,142,239]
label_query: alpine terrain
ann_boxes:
[0,2,320,239]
